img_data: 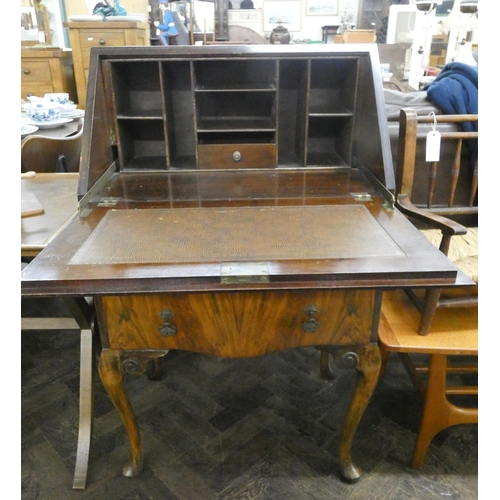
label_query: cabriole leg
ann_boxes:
[98,349,143,478]
[329,343,381,482]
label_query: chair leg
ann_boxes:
[411,353,478,469]
[146,357,163,381]
[418,288,442,336]
[378,343,391,380]
[319,349,335,380]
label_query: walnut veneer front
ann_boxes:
[100,289,376,355]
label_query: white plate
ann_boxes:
[68,15,103,21]
[27,118,73,129]
[105,15,146,22]
[61,110,85,119]
[21,124,38,137]
[68,14,145,22]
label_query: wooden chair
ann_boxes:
[378,290,477,469]
[396,108,478,335]
[21,118,84,173]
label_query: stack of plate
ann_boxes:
[61,108,85,120]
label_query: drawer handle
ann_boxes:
[158,308,177,337]
[99,39,106,45]
[23,69,30,74]
[302,305,320,332]
[233,151,241,162]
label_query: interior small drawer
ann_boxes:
[197,144,276,169]
[21,61,52,83]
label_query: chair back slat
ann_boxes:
[448,138,463,207]
[21,119,84,174]
[469,160,478,207]
[427,161,438,208]
[397,109,478,218]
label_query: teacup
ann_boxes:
[23,102,63,122]
[60,103,78,114]
[43,93,70,104]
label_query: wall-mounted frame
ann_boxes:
[306,0,338,16]
[263,1,302,32]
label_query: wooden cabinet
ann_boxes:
[102,48,386,177]
[22,46,469,485]
[21,49,77,102]
[64,21,149,107]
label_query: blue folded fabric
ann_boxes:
[424,62,478,164]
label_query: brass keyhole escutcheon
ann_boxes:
[302,304,320,332]
[233,151,242,161]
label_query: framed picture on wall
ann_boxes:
[306,0,338,16]
[263,1,302,32]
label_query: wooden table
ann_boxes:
[21,169,470,484]
[21,173,79,256]
[21,173,94,490]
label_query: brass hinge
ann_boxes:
[350,192,373,202]
[97,197,120,207]
[221,262,270,284]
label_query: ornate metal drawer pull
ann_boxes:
[158,308,177,337]
[302,304,320,332]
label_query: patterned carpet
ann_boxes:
[21,298,478,500]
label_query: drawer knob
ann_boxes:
[233,151,242,162]
[158,308,177,337]
[23,69,30,74]
[302,305,320,332]
[99,39,106,45]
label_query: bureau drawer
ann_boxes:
[99,289,376,356]
[79,31,126,69]
[198,144,276,169]
[21,61,52,83]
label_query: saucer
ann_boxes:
[27,118,73,129]
[21,124,38,137]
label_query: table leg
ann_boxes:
[72,328,94,489]
[330,343,381,483]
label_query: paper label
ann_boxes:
[426,130,441,162]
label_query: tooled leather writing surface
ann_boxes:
[69,205,405,266]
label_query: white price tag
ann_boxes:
[426,130,441,162]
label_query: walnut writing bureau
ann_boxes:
[21,46,472,485]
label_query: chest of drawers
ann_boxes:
[64,21,149,107]
[21,49,77,102]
